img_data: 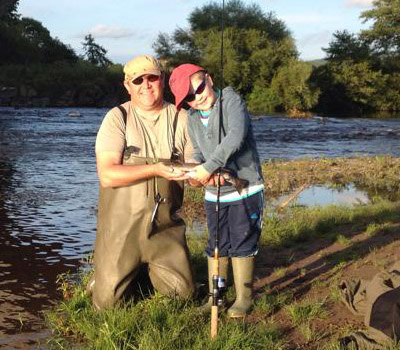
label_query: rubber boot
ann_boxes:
[227,256,254,318]
[199,257,229,312]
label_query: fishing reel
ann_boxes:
[211,274,227,306]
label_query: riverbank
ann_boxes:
[39,157,400,350]
[183,156,400,219]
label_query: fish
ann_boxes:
[170,162,249,194]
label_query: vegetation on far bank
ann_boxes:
[1,0,400,115]
[46,157,400,349]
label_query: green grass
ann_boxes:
[47,198,400,349]
[365,222,392,236]
[253,290,293,316]
[46,157,400,349]
[298,322,326,342]
[335,234,352,246]
[285,298,329,326]
[46,288,287,350]
[262,156,400,200]
[261,199,400,248]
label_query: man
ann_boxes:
[91,55,195,310]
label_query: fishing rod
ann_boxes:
[210,0,225,340]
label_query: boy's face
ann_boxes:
[186,72,216,111]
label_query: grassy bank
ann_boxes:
[262,156,400,200]
[183,156,400,218]
[46,157,400,350]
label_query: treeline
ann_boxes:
[0,0,127,107]
[0,0,399,114]
[154,0,400,115]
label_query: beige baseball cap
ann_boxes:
[123,55,162,81]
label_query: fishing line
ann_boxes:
[215,0,225,257]
[211,0,225,340]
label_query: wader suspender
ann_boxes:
[116,105,179,158]
[171,110,180,163]
[117,105,180,224]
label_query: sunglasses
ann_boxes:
[184,79,207,103]
[131,74,160,85]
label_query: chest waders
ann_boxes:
[92,112,194,311]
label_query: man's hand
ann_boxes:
[155,162,189,181]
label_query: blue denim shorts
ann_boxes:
[204,191,264,257]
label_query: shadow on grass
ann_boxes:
[255,201,400,301]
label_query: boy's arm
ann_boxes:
[188,119,206,163]
[202,91,249,174]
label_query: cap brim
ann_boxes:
[126,69,162,81]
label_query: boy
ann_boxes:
[169,64,264,318]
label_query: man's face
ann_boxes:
[186,73,216,111]
[124,74,164,112]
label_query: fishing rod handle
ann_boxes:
[211,305,218,339]
[210,254,219,339]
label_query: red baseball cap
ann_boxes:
[169,64,205,110]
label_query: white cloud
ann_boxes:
[345,0,374,8]
[88,25,135,39]
[299,30,332,46]
[295,30,333,60]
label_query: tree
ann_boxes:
[153,0,293,69]
[0,17,77,64]
[193,27,297,97]
[188,0,289,41]
[0,0,20,22]
[20,18,77,63]
[82,34,112,67]
[360,0,400,55]
[153,0,308,113]
[248,60,320,114]
[310,0,400,113]
[323,30,371,63]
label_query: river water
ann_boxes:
[0,107,399,347]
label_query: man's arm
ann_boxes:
[96,151,185,188]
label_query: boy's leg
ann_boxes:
[201,201,231,310]
[228,191,264,257]
[227,191,264,317]
[204,200,230,257]
[228,256,255,317]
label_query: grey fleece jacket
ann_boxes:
[188,86,264,194]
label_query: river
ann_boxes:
[0,107,399,348]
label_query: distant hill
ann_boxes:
[306,59,327,67]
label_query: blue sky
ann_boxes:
[18,0,374,64]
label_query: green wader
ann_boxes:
[92,152,195,310]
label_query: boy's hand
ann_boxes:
[193,165,211,185]
[187,178,203,187]
[206,173,226,187]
